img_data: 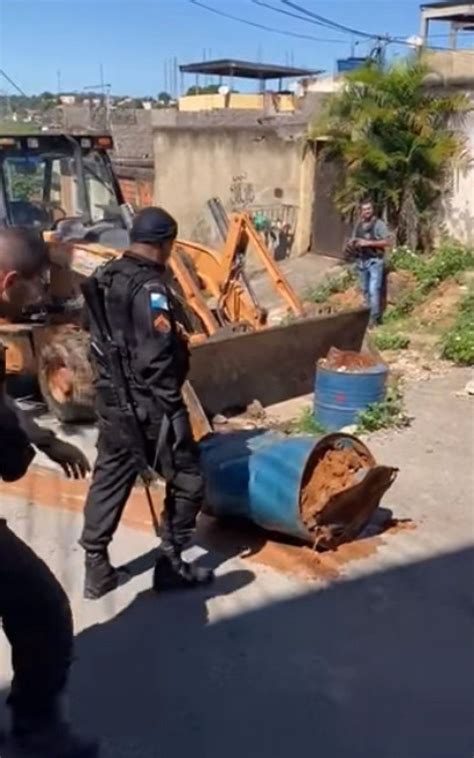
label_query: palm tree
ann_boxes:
[312,59,470,249]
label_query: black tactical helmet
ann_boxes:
[130,207,178,244]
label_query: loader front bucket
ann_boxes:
[190,307,370,415]
[200,429,397,550]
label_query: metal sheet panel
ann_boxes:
[189,308,369,415]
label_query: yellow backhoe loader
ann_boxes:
[0,133,368,421]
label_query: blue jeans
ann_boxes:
[356,257,384,323]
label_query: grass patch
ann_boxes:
[305,267,356,304]
[441,287,474,366]
[356,384,410,434]
[372,330,410,351]
[289,407,327,436]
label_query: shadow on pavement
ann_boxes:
[2,548,473,757]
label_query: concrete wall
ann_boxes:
[424,50,474,88]
[152,110,312,254]
[442,108,474,245]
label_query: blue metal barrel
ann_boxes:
[314,363,388,431]
[199,430,374,542]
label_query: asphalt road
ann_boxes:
[1,369,473,757]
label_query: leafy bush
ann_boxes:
[356,384,410,433]
[389,242,474,286]
[384,290,424,322]
[441,288,474,366]
[290,407,327,436]
[372,331,410,351]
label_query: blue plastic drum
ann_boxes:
[314,362,388,431]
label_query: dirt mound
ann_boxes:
[414,278,463,327]
[329,286,364,311]
[386,270,417,305]
[319,346,380,372]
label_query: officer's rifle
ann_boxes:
[80,278,161,536]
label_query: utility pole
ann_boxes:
[83,73,112,130]
[57,69,62,96]
[174,57,178,99]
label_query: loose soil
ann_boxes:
[301,447,372,527]
[413,278,463,328]
[328,286,364,311]
[198,513,416,581]
[319,347,379,372]
[385,270,417,305]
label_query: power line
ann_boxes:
[189,0,345,44]
[252,0,355,35]
[0,69,27,97]
[281,0,386,40]
[279,1,451,50]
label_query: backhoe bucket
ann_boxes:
[200,429,397,550]
[190,307,370,415]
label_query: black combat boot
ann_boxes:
[84,550,127,600]
[153,545,214,591]
[2,722,98,758]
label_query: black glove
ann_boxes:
[40,438,91,479]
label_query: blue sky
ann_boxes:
[0,0,470,96]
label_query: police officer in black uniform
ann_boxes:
[0,228,97,757]
[80,207,214,599]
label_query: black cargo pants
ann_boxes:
[0,519,73,733]
[80,422,204,554]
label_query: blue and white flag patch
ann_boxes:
[149,292,169,311]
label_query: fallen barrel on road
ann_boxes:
[200,430,397,551]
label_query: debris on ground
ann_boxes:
[212,413,228,426]
[198,512,415,582]
[454,377,474,397]
[386,349,451,383]
[245,399,267,421]
[319,347,380,373]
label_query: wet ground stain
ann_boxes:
[198,514,416,581]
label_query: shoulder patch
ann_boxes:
[149,292,169,311]
[153,313,171,333]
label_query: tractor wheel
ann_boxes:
[36,325,97,424]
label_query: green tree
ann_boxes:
[186,84,220,96]
[312,59,470,248]
[157,91,172,104]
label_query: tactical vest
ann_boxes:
[89,255,189,425]
[354,218,383,258]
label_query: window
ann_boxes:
[83,151,121,223]
[2,147,121,229]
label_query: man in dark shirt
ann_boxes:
[0,227,97,757]
[346,200,392,326]
[80,207,213,599]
